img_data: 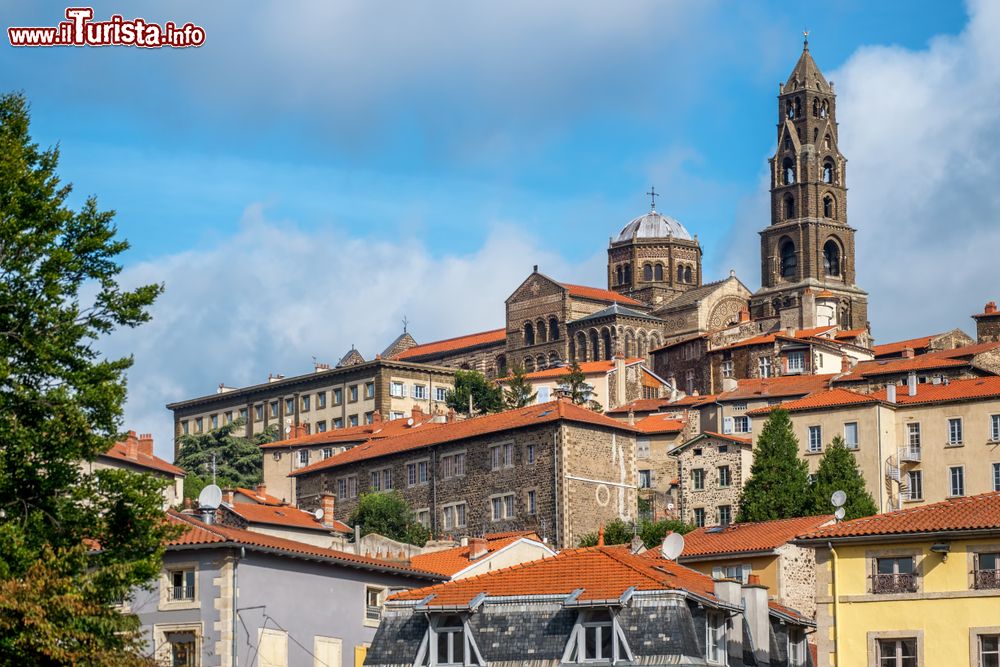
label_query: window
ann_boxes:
[165,631,198,667]
[526,444,535,464]
[823,239,841,273]
[733,416,750,433]
[181,420,189,435]
[975,552,1000,590]
[947,417,963,445]
[349,385,358,402]
[503,443,513,467]
[781,157,796,185]
[168,568,195,601]
[654,264,664,281]
[337,476,357,499]
[407,460,429,486]
[297,450,309,467]
[301,395,310,412]
[758,356,772,378]
[442,503,467,530]
[780,239,797,278]
[442,452,465,479]
[992,415,1000,442]
[412,384,427,400]
[637,438,650,459]
[210,414,218,429]
[872,557,916,594]
[718,445,728,454]
[693,508,706,528]
[194,417,203,433]
[491,494,515,521]
[433,615,469,666]
[693,448,702,456]
[365,382,375,399]
[876,638,917,667]
[808,425,822,453]
[705,612,727,664]
[364,411,374,425]
[390,411,405,421]
[416,509,430,527]
[316,420,327,433]
[223,411,233,424]
[255,404,264,421]
[979,634,1000,667]
[907,471,922,501]
[718,466,731,488]
[712,564,751,583]
[994,463,1000,492]
[784,194,795,219]
[322,447,333,459]
[527,489,537,515]
[333,417,343,429]
[639,470,652,488]
[284,398,295,414]
[788,627,806,667]
[370,470,381,492]
[692,468,705,491]
[269,401,279,418]
[717,505,731,526]
[316,391,327,409]
[907,422,921,449]
[333,388,343,405]
[435,387,448,402]
[844,422,859,449]
[338,478,347,500]
[365,586,385,624]
[787,350,805,373]
[721,360,734,378]
[950,466,965,497]
[239,407,248,422]
[348,414,359,427]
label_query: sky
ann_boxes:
[1,1,995,459]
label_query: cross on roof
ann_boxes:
[803,29,809,49]
[402,315,409,333]
[646,186,659,211]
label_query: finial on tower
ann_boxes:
[646,186,659,212]
[402,315,409,333]
[803,28,810,50]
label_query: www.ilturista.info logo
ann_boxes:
[8,8,205,48]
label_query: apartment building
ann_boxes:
[671,432,752,529]
[166,358,456,456]
[82,431,185,510]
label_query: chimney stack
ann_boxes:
[138,433,154,457]
[738,307,750,324]
[447,408,458,423]
[886,384,897,404]
[973,300,1000,344]
[372,411,382,424]
[902,346,915,359]
[124,431,139,460]
[840,355,851,373]
[907,372,918,397]
[627,409,635,427]
[785,326,796,337]
[468,537,488,560]
[320,493,336,528]
[741,574,770,664]
[411,404,424,420]
[223,489,234,505]
[256,483,268,498]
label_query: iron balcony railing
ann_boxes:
[975,569,1000,590]
[366,605,382,621]
[871,573,918,594]
[899,447,921,463]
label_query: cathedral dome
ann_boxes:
[615,210,693,243]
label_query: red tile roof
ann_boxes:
[718,374,838,402]
[872,334,940,358]
[232,487,285,506]
[606,394,716,416]
[835,328,867,340]
[409,532,547,577]
[560,283,644,306]
[393,328,507,360]
[225,502,351,534]
[699,432,752,444]
[710,327,838,353]
[100,441,185,476]
[166,512,442,578]
[870,376,1000,407]
[262,414,443,449]
[633,414,686,434]
[680,515,834,559]
[291,400,638,476]
[796,492,1000,541]
[836,341,1000,382]
[747,388,880,416]
[521,358,645,381]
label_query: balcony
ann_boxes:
[871,573,918,594]
[366,605,382,622]
[898,447,921,463]
[975,569,1000,590]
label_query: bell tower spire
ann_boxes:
[749,38,869,332]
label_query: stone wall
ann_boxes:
[775,542,819,618]
[400,341,508,378]
[675,435,750,526]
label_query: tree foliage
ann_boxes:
[737,409,813,522]
[175,419,278,499]
[560,362,603,411]
[502,365,536,409]
[446,369,503,416]
[348,491,430,546]
[810,435,878,520]
[0,91,175,664]
[578,518,695,548]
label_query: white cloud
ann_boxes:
[723,0,1000,342]
[109,204,604,459]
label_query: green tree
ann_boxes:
[0,92,176,664]
[446,369,503,416]
[638,519,695,549]
[737,409,813,522]
[503,365,537,409]
[348,491,430,546]
[175,419,278,499]
[810,435,878,520]
[577,518,695,548]
[559,362,603,411]
[577,518,635,547]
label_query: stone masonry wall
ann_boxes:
[775,542,819,618]
[676,436,749,527]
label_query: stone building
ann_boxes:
[871,329,974,359]
[82,431,185,510]
[750,39,869,331]
[678,514,834,619]
[632,413,694,521]
[671,432,753,529]
[290,399,639,549]
[517,356,669,410]
[166,358,456,455]
[389,328,508,376]
[831,340,1000,393]
[973,300,1000,344]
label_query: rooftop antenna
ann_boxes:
[646,186,659,212]
[402,314,409,333]
[211,452,217,485]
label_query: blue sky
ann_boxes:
[3,1,997,455]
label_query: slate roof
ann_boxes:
[100,441,185,476]
[290,400,639,476]
[560,283,644,306]
[571,303,662,324]
[336,347,365,367]
[393,328,506,361]
[795,492,1000,542]
[679,515,834,559]
[409,531,548,577]
[224,502,351,534]
[166,511,444,579]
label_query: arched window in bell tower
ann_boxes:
[822,160,834,184]
[784,195,796,219]
[794,97,802,118]
[643,264,653,282]
[654,264,664,281]
[823,194,835,219]
[677,265,684,282]
[824,240,842,276]
[812,99,819,117]
[786,100,794,119]
[821,100,829,118]
[524,322,535,346]
[623,263,632,285]
[684,266,692,284]
[615,265,623,285]
[779,238,797,279]
[782,157,796,185]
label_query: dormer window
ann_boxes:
[416,614,484,666]
[562,609,633,664]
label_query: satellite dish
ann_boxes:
[284,424,292,434]
[831,490,847,508]
[198,484,223,510]
[661,532,685,561]
[406,418,414,426]
[666,503,675,511]
[313,508,324,521]
[834,507,846,521]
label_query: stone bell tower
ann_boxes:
[750,36,868,331]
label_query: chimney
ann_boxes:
[902,346,915,359]
[974,301,1000,344]
[223,489,234,505]
[468,537,488,560]
[138,433,154,457]
[124,431,139,460]
[907,372,918,397]
[712,577,744,657]
[320,492,336,529]
[447,408,458,423]
[741,574,771,664]
[840,355,851,373]
[627,409,635,427]
[411,404,424,420]
[785,326,795,337]
[372,411,382,424]
[986,301,998,315]
[614,356,626,407]
[256,483,268,498]
[886,384,897,404]
[738,307,750,324]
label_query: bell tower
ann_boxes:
[750,36,868,331]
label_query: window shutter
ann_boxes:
[723,417,734,434]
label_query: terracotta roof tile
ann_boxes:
[797,492,1000,541]
[262,414,443,449]
[393,328,506,360]
[606,398,676,416]
[680,515,834,558]
[872,334,940,358]
[232,487,286,506]
[560,283,644,306]
[290,400,638,476]
[409,532,546,577]
[225,503,351,534]
[718,374,838,401]
[100,441,185,476]
[165,511,442,579]
[747,388,880,416]
[520,358,644,381]
[837,342,1000,382]
[698,432,752,444]
[710,327,837,353]
[633,414,686,434]
[835,328,867,340]
[870,375,1000,407]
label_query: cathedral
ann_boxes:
[383,41,869,378]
